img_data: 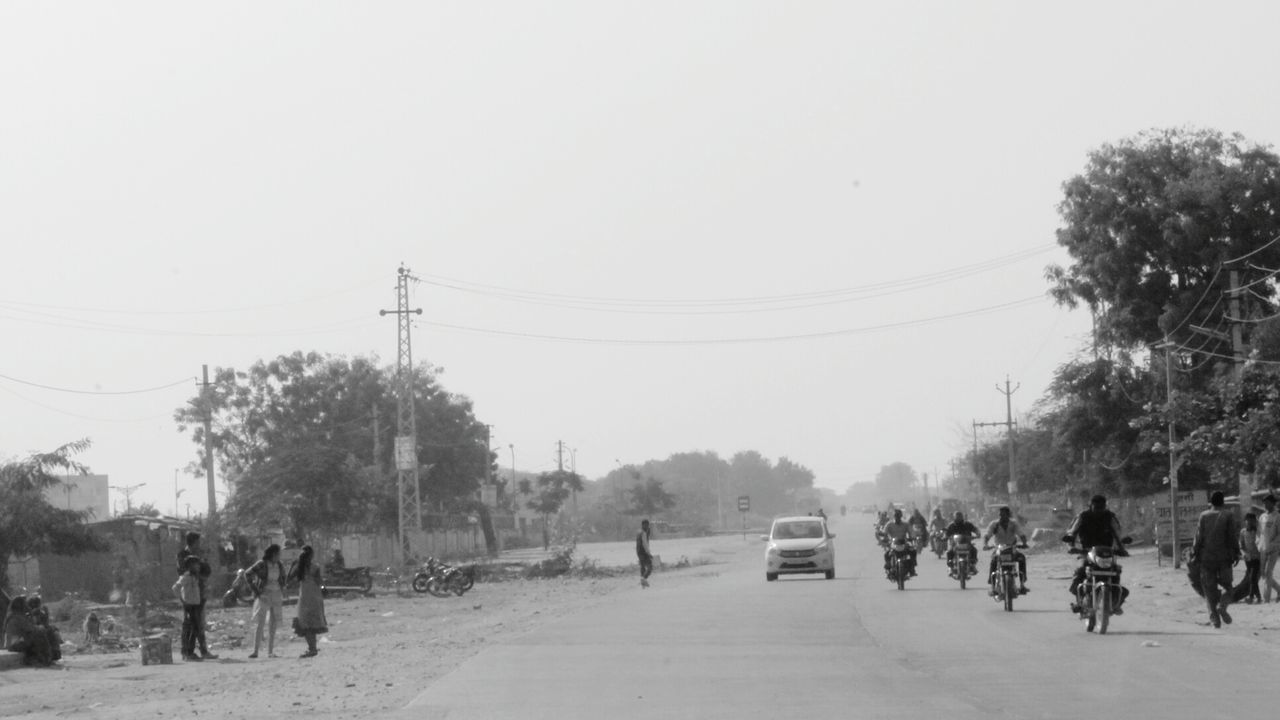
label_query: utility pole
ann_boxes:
[1229,267,1255,510]
[110,483,146,515]
[202,365,217,518]
[998,376,1020,501]
[557,440,564,472]
[380,265,423,563]
[1157,337,1183,569]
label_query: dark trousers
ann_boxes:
[639,555,653,579]
[1244,558,1262,601]
[1200,562,1234,616]
[181,604,201,656]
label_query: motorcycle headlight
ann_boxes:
[1095,556,1113,568]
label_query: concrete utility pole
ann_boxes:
[1228,267,1255,509]
[557,440,564,472]
[1157,338,1183,569]
[380,265,423,562]
[202,365,217,518]
[998,377,1020,500]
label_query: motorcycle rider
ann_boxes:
[1063,494,1128,614]
[908,509,929,544]
[983,506,1029,594]
[929,509,948,535]
[880,509,918,577]
[944,511,980,577]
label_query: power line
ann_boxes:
[415,245,1056,313]
[0,372,195,395]
[419,294,1045,346]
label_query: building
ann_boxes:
[42,473,110,521]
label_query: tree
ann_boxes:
[1047,128,1280,351]
[628,476,677,517]
[174,352,494,536]
[875,462,918,501]
[0,439,110,593]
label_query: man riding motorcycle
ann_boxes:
[944,511,980,576]
[880,509,918,577]
[1063,494,1129,613]
[928,509,948,535]
[983,506,1029,595]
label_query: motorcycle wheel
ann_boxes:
[236,585,255,605]
[1083,592,1096,633]
[1003,572,1015,612]
[359,571,374,594]
[1096,584,1111,635]
[411,574,430,594]
[456,573,475,593]
[426,577,452,598]
[958,560,967,589]
[896,561,905,591]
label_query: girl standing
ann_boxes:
[246,544,286,658]
[1242,513,1263,604]
[288,545,327,658]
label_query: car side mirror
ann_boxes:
[827,533,836,539]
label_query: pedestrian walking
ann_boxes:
[1192,491,1241,628]
[1259,495,1280,602]
[1241,513,1262,604]
[245,544,286,658]
[636,519,653,588]
[288,545,328,658]
[173,556,205,661]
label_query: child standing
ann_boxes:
[172,556,204,661]
[1241,513,1263,604]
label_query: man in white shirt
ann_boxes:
[1259,495,1280,602]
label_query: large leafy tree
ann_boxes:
[0,440,110,593]
[1047,128,1280,351]
[627,476,677,517]
[174,351,493,536]
[875,462,918,501]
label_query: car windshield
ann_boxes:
[772,521,825,540]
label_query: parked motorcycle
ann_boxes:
[412,557,477,597]
[986,543,1028,612]
[885,538,914,591]
[322,563,374,595]
[1067,537,1132,634]
[948,534,979,589]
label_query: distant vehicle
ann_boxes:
[762,516,836,581]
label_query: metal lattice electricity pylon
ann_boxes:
[380,265,423,562]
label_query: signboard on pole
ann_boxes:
[395,436,416,472]
[738,495,750,512]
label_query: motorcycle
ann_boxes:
[321,563,374,595]
[930,529,947,559]
[885,538,914,591]
[412,557,477,597]
[948,534,978,589]
[1067,537,1132,634]
[911,526,929,555]
[986,543,1028,612]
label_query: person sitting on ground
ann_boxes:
[3,596,53,667]
[25,596,62,661]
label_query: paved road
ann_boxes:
[391,513,1271,720]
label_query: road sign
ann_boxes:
[738,495,750,512]
[395,436,416,471]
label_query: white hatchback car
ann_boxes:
[763,516,836,581]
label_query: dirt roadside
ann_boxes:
[0,539,755,720]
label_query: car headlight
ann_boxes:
[814,541,830,553]
[767,543,780,556]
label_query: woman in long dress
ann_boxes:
[288,545,327,658]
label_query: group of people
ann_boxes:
[172,531,328,661]
[876,506,1031,595]
[1188,490,1280,628]
[2,591,63,667]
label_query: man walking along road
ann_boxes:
[1193,491,1242,628]
[1259,495,1280,602]
[636,519,653,588]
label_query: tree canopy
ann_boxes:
[0,439,110,592]
[174,351,493,537]
[1047,128,1280,350]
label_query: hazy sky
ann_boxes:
[4,2,1279,516]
